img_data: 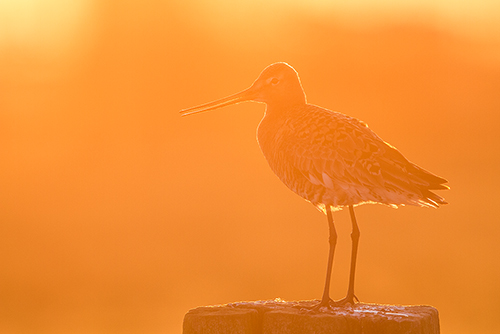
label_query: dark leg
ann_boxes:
[336,205,360,305]
[319,206,337,306]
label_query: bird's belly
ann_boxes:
[275,165,368,209]
[265,159,397,211]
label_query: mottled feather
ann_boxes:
[257,97,447,214]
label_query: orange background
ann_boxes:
[1,1,499,333]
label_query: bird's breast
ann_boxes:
[256,110,329,207]
[256,111,293,170]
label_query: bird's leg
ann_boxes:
[335,205,360,305]
[318,206,337,307]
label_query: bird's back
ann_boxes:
[257,103,448,213]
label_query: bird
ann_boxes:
[180,62,448,308]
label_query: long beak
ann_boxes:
[179,87,257,117]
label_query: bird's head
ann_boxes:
[180,62,306,116]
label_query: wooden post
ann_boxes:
[183,299,439,334]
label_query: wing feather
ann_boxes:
[277,105,447,208]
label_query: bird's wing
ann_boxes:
[281,108,385,190]
[281,107,447,206]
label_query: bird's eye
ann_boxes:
[270,77,279,86]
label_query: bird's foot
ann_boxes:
[309,298,334,312]
[333,293,359,306]
[304,294,359,312]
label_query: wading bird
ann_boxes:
[180,62,448,308]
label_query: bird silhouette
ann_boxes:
[180,62,448,308]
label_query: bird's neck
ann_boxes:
[265,99,307,119]
[257,102,306,151]
[265,86,307,114]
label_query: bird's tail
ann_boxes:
[409,164,449,207]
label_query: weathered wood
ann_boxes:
[183,306,260,334]
[183,299,439,334]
